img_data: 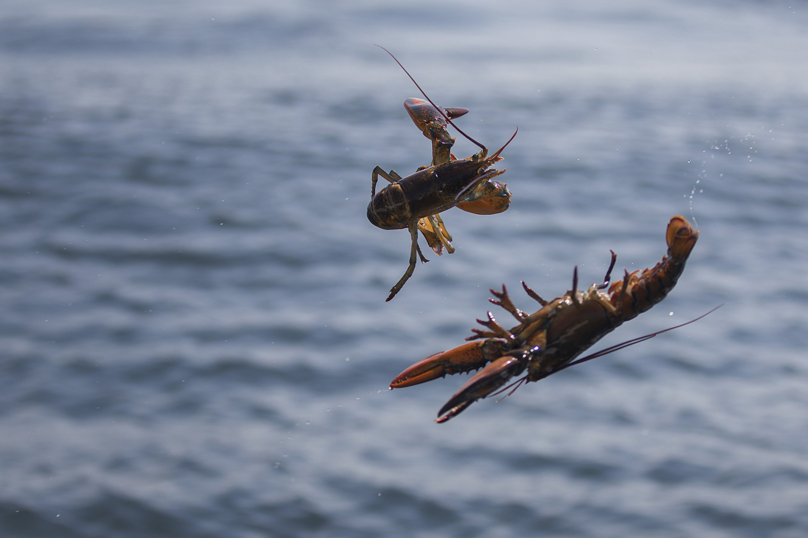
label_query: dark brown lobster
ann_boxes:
[368,47,516,301]
[390,215,705,422]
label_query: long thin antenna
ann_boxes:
[490,127,518,160]
[376,45,487,152]
[557,304,724,372]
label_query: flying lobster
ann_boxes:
[390,215,703,422]
[368,47,516,301]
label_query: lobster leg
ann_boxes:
[386,221,428,302]
[370,166,402,198]
[417,214,454,255]
[428,214,453,244]
[469,310,514,340]
[489,284,528,322]
[521,281,548,306]
[597,251,617,289]
[436,353,528,423]
[417,216,446,255]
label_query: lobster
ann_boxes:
[390,215,705,422]
[369,46,516,301]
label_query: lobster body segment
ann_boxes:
[367,151,506,230]
[390,215,700,422]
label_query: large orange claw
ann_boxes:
[436,354,527,423]
[390,339,511,389]
[456,179,512,215]
[390,341,487,389]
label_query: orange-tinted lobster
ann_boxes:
[390,215,703,422]
[368,47,516,301]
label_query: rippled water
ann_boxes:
[2,1,808,536]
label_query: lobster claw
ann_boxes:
[456,179,512,215]
[390,339,510,389]
[436,352,529,423]
[404,98,469,144]
[443,107,471,120]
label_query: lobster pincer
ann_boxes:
[455,179,512,215]
[435,349,534,423]
[405,97,468,167]
[390,339,511,388]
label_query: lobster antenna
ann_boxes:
[490,126,519,160]
[491,376,527,400]
[558,304,724,372]
[376,45,487,152]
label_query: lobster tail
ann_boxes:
[666,215,699,261]
[611,215,698,319]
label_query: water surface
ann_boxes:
[1,1,808,537]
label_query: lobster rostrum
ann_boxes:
[390,215,700,422]
[368,47,517,301]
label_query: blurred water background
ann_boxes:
[1,0,808,536]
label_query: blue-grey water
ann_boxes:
[2,1,808,536]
